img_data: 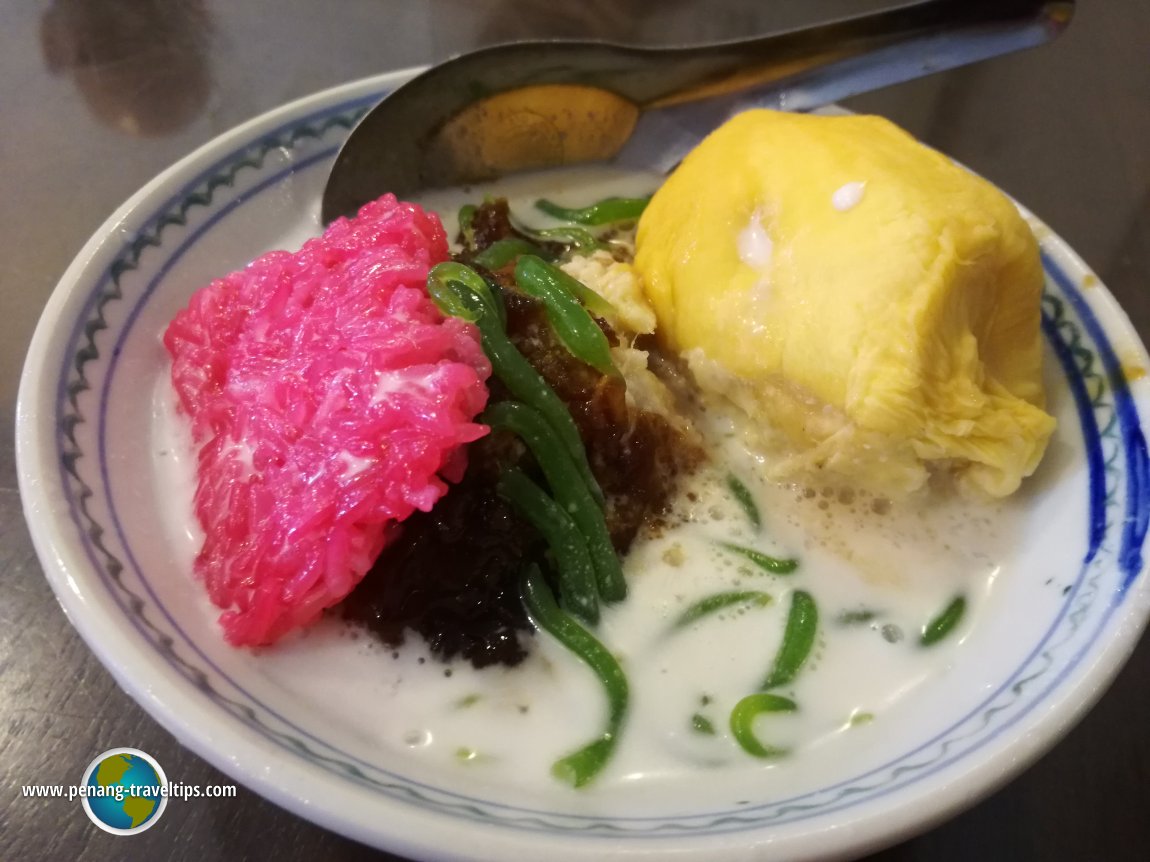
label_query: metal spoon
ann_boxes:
[321,0,1073,223]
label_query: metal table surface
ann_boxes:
[3,1,1148,859]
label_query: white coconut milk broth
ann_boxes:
[152,165,1026,813]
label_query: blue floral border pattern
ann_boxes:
[52,96,1149,837]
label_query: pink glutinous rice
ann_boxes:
[163,195,491,646]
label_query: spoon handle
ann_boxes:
[603,0,1073,109]
[614,0,1074,171]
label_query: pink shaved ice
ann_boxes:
[163,195,491,646]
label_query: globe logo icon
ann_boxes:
[80,748,168,834]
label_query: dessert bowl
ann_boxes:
[16,68,1150,861]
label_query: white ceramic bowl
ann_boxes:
[17,69,1150,861]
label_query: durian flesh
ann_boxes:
[634,109,1055,498]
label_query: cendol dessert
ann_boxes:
[162,107,1055,788]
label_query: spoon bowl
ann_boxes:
[321,0,1073,223]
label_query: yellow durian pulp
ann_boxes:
[634,109,1055,498]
